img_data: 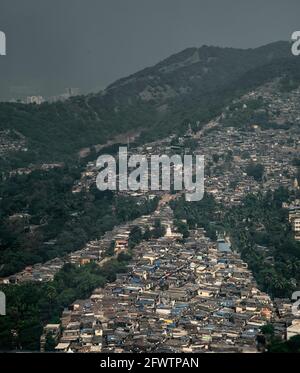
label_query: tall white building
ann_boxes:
[293,217,300,241]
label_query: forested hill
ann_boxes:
[0,41,297,168]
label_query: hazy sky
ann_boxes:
[0,0,299,100]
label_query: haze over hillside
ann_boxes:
[1,0,300,101]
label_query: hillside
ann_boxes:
[0,41,296,169]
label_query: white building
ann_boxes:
[292,217,300,241]
[287,320,300,340]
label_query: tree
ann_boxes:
[117,252,132,262]
[152,219,166,238]
[245,163,264,181]
[261,324,275,337]
[106,241,115,257]
[212,154,220,163]
[44,332,56,351]
[268,335,300,353]
[241,151,251,160]
[174,220,189,238]
[143,227,151,240]
[129,226,143,248]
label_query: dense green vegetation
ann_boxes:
[0,42,294,169]
[0,97,156,166]
[171,188,300,298]
[0,167,159,276]
[224,189,300,297]
[267,336,300,353]
[171,193,218,240]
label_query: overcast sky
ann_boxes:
[0,0,299,100]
